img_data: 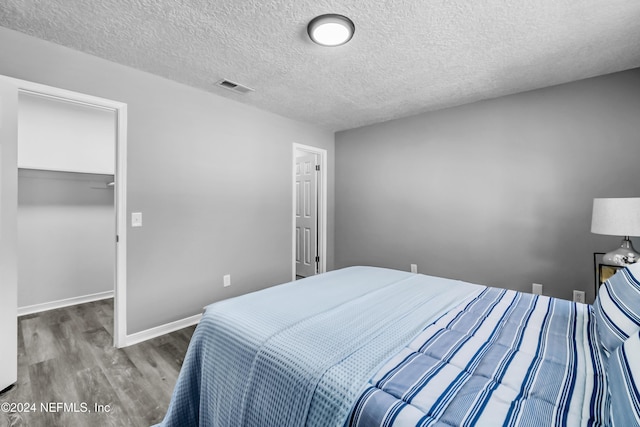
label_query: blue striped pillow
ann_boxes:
[607,330,640,426]
[593,265,640,356]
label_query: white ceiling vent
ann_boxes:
[216,79,254,94]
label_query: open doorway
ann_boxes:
[17,92,116,320]
[5,77,128,348]
[292,143,327,280]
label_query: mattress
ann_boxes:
[156,266,613,427]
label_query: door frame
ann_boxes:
[292,143,327,280]
[0,75,128,348]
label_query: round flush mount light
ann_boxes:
[307,14,355,47]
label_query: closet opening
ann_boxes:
[14,84,127,348]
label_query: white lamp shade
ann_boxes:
[591,197,640,236]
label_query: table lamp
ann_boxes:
[591,197,640,266]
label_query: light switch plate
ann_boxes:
[131,212,142,227]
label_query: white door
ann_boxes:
[295,153,318,278]
[0,80,18,392]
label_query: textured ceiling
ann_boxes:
[2,0,640,131]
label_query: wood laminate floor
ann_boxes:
[0,299,195,427]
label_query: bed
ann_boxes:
[156,265,640,427]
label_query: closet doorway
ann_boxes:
[5,77,128,348]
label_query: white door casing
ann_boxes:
[295,153,318,278]
[0,79,18,392]
[0,75,128,351]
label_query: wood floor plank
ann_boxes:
[123,343,180,398]
[28,358,84,427]
[20,317,60,366]
[0,299,195,427]
[67,303,104,334]
[95,345,166,426]
[172,326,196,350]
[73,366,134,427]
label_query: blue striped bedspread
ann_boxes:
[155,267,483,427]
[347,287,610,427]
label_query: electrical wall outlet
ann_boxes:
[223,274,231,287]
[532,283,543,295]
[573,290,585,304]
[410,264,418,273]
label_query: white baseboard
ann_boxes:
[121,313,202,347]
[18,290,115,316]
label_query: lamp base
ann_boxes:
[603,236,640,266]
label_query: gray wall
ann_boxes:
[0,27,335,334]
[18,170,114,307]
[335,69,640,303]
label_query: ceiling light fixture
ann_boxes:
[307,14,355,47]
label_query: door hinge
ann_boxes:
[315,165,320,171]
[315,256,320,263]
[116,235,119,243]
